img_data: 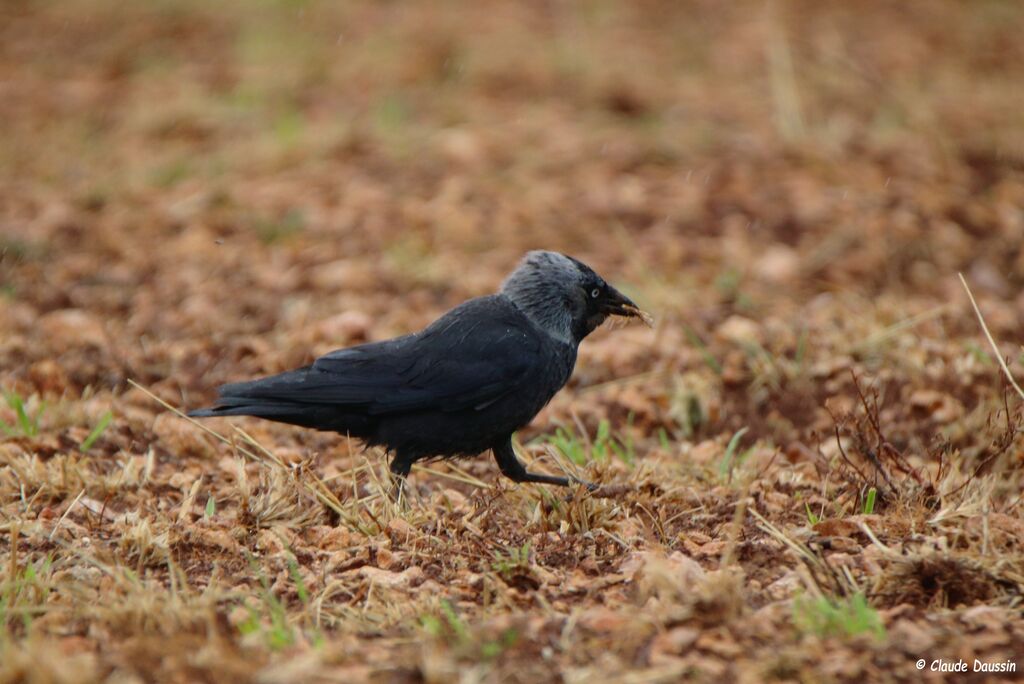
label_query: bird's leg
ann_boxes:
[388,452,415,504]
[492,439,596,490]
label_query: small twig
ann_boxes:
[863,448,896,494]
[49,489,86,541]
[960,272,1024,402]
[848,372,900,491]
[635,502,666,542]
[749,507,818,566]
[856,520,900,559]
[751,448,782,486]
[823,404,870,485]
[850,371,883,444]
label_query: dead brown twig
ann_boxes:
[960,273,1024,402]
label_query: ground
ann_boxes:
[2,0,1024,682]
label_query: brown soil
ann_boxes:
[2,1,1023,682]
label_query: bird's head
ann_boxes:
[501,251,651,344]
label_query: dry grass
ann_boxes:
[3,0,1024,681]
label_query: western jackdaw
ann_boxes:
[189,251,650,492]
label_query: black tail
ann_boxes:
[187,407,221,418]
[187,368,375,435]
[188,367,314,417]
[187,398,374,435]
[187,400,307,420]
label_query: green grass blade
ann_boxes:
[80,410,113,451]
[719,426,749,479]
[862,487,877,515]
[287,554,309,605]
[8,393,32,436]
[805,502,819,525]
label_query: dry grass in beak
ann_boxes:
[630,306,655,328]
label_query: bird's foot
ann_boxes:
[574,477,598,492]
[561,477,597,502]
[563,481,632,501]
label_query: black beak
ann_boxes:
[602,286,653,326]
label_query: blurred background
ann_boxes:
[1,0,1023,445]
[2,3,1024,679]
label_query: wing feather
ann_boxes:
[217,296,542,415]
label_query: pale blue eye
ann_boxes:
[591,288,600,298]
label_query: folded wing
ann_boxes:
[210,298,542,416]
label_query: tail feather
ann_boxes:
[187,365,377,436]
[187,402,303,419]
[215,366,313,400]
[187,407,220,418]
[187,395,376,436]
[187,367,316,419]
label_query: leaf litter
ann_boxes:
[2,0,1024,681]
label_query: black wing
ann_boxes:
[214,296,543,415]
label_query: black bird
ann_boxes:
[188,251,650,492]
